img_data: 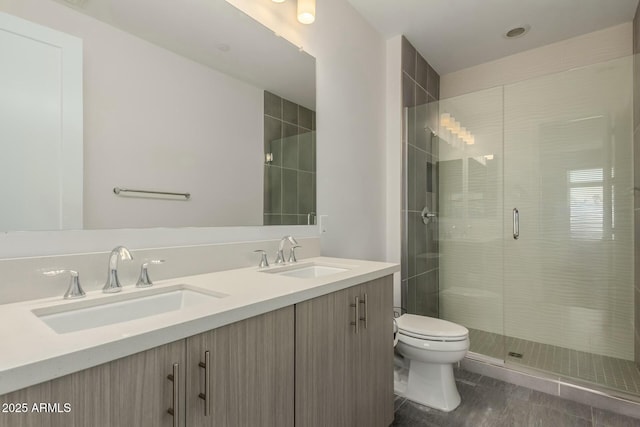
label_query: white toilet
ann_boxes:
[394,314,469,412]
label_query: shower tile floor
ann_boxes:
[469,328,640,396]
[392,367,640,427]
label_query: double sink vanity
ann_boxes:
[0,244,398,427]
[0,0,394,424]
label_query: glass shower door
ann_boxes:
[502,56,635,390]
[436,87,505,362]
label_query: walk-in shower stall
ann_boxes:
[402,55,637,399]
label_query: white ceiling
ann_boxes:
[347,0,639,75]
[53,0,316,109]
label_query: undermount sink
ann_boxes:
[262,262,350,279]
[33,285,227,334]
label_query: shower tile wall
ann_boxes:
[634,3,640,365]
[401,37,440,317]
[263,91,316,225]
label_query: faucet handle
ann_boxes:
[136,259,165,288]
[288,245,301,263]
[253,250,269,268]
[44,269,86,299]
[64,271,86,299]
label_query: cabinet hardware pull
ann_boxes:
[198,351,211,416]
[167,363,179,427]
[359,293,368,329]
[513,208,519,240]
[350,296,360,334]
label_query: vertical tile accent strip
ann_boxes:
[400,36,440,317]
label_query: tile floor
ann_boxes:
[468,328,640,396]
[392,368,640,427]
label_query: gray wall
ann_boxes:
[401,37,441,317]
[263,91,316,225]
[634,4,640,364]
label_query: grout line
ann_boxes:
[615,357,631,393]
[263,113,314,131]
[406,139,438,157]
[405,268,440,281]
[264,164,316,174]
[394,398,408,413]
[625,360,640,394]
[534,341,542,369]
[401,69,438,101]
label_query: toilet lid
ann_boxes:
[396,314,468,340]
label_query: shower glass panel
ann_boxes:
[403,95,441,317]
[436,87,505,362]
[502,56,635,394]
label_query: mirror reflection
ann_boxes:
[0,0,315,231]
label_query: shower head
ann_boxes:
[424,126,437,137]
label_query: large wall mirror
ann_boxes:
[0,0,315,231]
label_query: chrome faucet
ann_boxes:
[103,246,133,293]
[275,236,298,264]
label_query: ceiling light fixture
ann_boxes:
[297,0,316,24]
[504,25,530,39]
[272,0,286,3]
[216,43,230,52]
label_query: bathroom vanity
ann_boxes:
[0,258,397,427]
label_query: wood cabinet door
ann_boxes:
[295,286,360,427]
[111,340,186,427]
[0,340,186,427]
[186,319,230,426]
[356,276,394,427]
[187,306,295,427]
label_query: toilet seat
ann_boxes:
[397,332,469,352]
[396,314,468,342]
[399,329,468,342]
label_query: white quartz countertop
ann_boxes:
[0,257,398,395]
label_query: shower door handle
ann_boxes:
[513,208,519,240]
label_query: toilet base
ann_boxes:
[401,359,461,412]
